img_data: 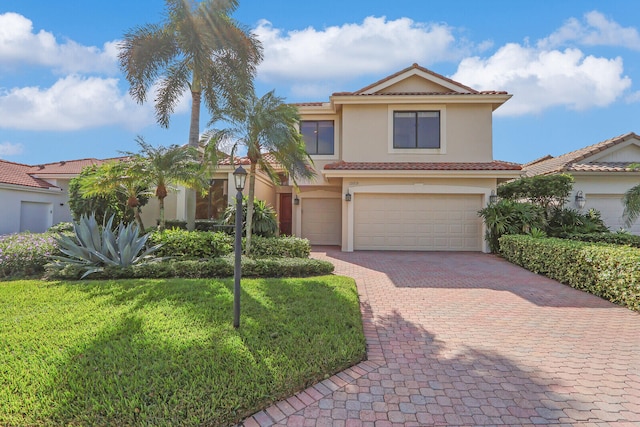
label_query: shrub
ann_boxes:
[148,230,309,259]
[562,231,640,247]
[477,200,546,253]
[45,256,334,280]
[148,229,234,258]
[249,235,311,258]
[547,207,609,237]
[0,232,59,278]
[223,197,278,237]
[51,214,161,278]
[47,222,74,233]
[499,234,640,311]
[497,174,574,212]
[160,219,234,233]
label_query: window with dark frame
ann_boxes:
[393,111,440,149]
[300,120,334,155]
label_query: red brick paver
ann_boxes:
[240,249,640,426]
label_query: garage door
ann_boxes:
[301,198,342,245]
[586,195,640,234]
[355,194,482,251]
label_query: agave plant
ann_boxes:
[51,214,162,278]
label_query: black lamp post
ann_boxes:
[233,166,247,328]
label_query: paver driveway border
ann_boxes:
[241,248,640,426]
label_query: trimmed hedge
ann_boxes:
[148,229,234,258]
[562,232,640,248]
[45,256,334,280]
[499,234,640,311]
[148,230,311,259]
[250,235,311,258]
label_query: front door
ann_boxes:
[279,193,292,236]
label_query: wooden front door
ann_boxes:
[279,193,292,236]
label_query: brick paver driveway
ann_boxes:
[242,249,640,426]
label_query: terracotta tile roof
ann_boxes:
[349,63,480,95]
[0,160,59,189]
[333,91,509,97]
[28,157,125,175]
[566,162,640,172]
[217,153,280,167]
[523,154,554,167]
[324,160,522,171]
[523,132,640,176]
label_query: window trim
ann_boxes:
[299,117,339,160]
[388,104,446,155]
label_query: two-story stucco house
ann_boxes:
[283,63,521,252]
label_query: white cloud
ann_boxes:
[539,11,640,50]
[0,142,24,156]
[0,75,153,131]
[452,44,632,116]
[0,12,118,74]
[254,16,474,96]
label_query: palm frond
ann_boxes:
[623,184,640,227]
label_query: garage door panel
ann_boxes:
[302,198,342,245]
[354,194,482,251]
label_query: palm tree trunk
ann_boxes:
[244,162,257,255]
[185,84,201,231]
[159,196,165,231]
[134,208,145,232]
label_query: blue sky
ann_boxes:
[1,0,639,165]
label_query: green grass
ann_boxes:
[0,276,365,426]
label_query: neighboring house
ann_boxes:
[287,63,521,252]
[523,132,640,234]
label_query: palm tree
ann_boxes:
[124,137,207,231]
[118,0,262,230]
[79,159,151,231]
[202,90,314,254]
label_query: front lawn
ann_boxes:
[0,276,365,426]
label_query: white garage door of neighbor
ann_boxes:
[301,198,342,245]
[586,195,640,234]
[20,201,52,233]
[355,193,482,251]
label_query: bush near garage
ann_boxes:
[46,256,334,280]
[0,232,60,279]
[560,231,640,248]
[499,234,640,311]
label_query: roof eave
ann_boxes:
[330,93,512,106]
[322,169,522,179]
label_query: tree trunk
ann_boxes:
[244,162,257,255]
[134,208,145,232]
[159,196,165,231]
[185,85,201,231]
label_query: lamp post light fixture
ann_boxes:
[575,190,586,209]
[232,166,247,328]
[345,192,352,202]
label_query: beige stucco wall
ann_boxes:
[378,75,450,93]
[340,103,493,163]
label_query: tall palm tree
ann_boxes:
[202,90,314,254]
[124,137,207,231]
[118,0,262,230]
[79,159,151,231]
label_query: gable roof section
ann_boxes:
[523,132,640,176]
[28,157,125,175]
[0,160,59,189]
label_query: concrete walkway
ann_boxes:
[241,249,640,426]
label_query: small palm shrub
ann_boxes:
[223,197,278,237]
[51,214,161,278]
[477,200,546,253]
[546,207,609,237]
[0,232,59,278]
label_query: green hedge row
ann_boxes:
[148,230,311,259]
[499,235,640,311]
[45,256,334,280]
[561,232,640,248]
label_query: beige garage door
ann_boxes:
[301,198,342,245]
[355,194,482,251]
[586,195,640,234]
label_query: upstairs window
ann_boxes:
[393,111,440,149]
[301,120,334,155]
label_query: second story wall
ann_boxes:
[340,102,494,163]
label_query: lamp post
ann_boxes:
[233,166,247,328]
